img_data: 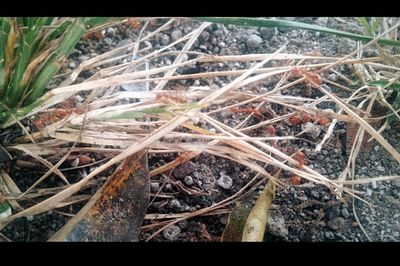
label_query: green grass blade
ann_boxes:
[358,17,372,36]
[83,17,120,27]
[6,18,49,107]
[194,17,400,47]
[24,19,85,105]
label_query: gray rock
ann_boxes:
[68,62,77,69]
[246,34,263,49]
[218,41,226,48]
[310,190,320,199]
[184,176,194,186]
[341,207,350,219]
[200,31,210,42]
[338,38,357,55]
[78,55,90,62]
[168,199,183,212]
[260,27,277,40]
[325,231,334,239]
[106,27,116,36]
[104,37,113,46]
[171,30,182,42]
[267,210,289,237]
[218,175,233,189]
[161,34,170,46]
[150,182,160,193]
[327,217,346,231]
[315,17,329,26]
[163,225,181,241]
[377,165,385,172]
[374,145,380,152]
[173,161,196,179]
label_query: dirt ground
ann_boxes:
[1,17,400,242]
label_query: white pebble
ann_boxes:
[218,175,233,189]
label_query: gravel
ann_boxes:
[217,175,233,190]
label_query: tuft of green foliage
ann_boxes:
[0,17,120,127]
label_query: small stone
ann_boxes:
[165,184,173,191]
[200,31,210,42]
[246,34,263,49]
[150,182,160,193]
[310,190,320,199]
[184,176,194,186]
[161,34,170,46]
[68,62,77,69]
[26,215,34,222]
[338,38,357,55]
[260,27,277,39]
[372,181,377,189]
[78,55,90,62]
[106,27,116,36]
[217,41,226,48]
[374,145,380,152]
[104,37,113,46]
[163,225,181,241]
[377,165,385,172]
[267,210,288,237]
[325,231,334,239]
[168,199,183,211]
[173,161,196,179]
[327,217,346,231]
[171,30,182,42]
[341,207,350,219]
[217,175,233,189]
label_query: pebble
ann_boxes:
[327,217,346,231]
[168,199,183,212]
[173,161,196,179]
[325,231,334,239]
[150,182,160,193]
[260,27,277,40]
[218,175,233,189]
[374,145,380,152]
[184,176,194,186]
[104,37,113,46]
[69,62,77,69]
[217,41,226,48]
[341,207,350,219]
[310,190,320,199]
[161,34,170,46]
[78,55,90,62]
[267,210,289,237]
[338,38,357,55]
[246,34,263,49]
[377,165,385,172]
[106,27,116,36]
[200,31,210,42]
[171,30,182,42]
[163,225,181,241]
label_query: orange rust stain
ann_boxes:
[88,155,142,216]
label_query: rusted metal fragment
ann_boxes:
[50,151,149,241]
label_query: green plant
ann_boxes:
[0,17,120,127]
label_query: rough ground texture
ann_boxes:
[1,17,400,242]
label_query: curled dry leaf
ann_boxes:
[289,115,302,125]
[78,155,93,166]
[290,175,302,186]
[242,180,276,241]
[266,125,276,135]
